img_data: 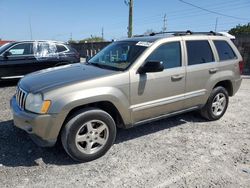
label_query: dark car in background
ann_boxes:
[0,40,80,81]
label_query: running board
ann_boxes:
[134,106,200,126]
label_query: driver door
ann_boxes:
[0,42,35,80]
[130,41,186,124]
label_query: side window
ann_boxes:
[56,44,67,53]
[8,43,33,56]
[146,41,181,69]
[186,40,214,65]
[33,42,57,58]
[213,40,237,61]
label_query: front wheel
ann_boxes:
[200,86,229,121]
[61,108,117,162]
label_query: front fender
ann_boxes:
[49,86,131,125]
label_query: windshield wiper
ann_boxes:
[90,63,107,69]
[89,62,123,71]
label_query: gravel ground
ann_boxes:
[0,79,249,188]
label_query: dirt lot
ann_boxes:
[0,78,249,188]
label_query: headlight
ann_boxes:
[25,93,51,114]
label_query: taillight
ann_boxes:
[239,60,244,74]
[76,52,80,59]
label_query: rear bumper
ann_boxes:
[10,96,57,147]
[232,77,242,95]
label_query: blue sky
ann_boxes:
[0,0,249,41]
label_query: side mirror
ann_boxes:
[138,61,164,74]
[3,51,11,58]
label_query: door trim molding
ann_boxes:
[134,106,200,126]
[130,89,206,112]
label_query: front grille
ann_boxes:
[16,87,27,110]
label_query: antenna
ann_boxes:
[29,16,33,40]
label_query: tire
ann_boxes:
[200,86,229,121]
[61,108,117,162]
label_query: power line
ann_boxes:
[108,1,250,29]
[179,0,250,21]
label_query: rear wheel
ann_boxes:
[200,86,229,121]
[61,108,116,162]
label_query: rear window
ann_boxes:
[186,40,214,65]
[213,40,237,61]
[56,44,67,52]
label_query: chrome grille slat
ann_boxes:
[16,87,27,110]
[21,92,26,108]
[20,92,24,107]
[19,91,22,107]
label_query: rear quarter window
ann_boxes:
[186,40,214,65]
[56,44,68,52]
[213,40,237,61]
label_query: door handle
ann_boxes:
[171,74,184,81]
[209,68,218,74]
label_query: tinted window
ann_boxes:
[146,42,181,69]
[56,44,67,52]
[8,43,33,55]
[213,40,237,61]
[186,40,214,65]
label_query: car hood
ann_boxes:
[19,63,118,93]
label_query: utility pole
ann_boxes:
[101,27,104,40]
[214,17,218,32]
[125,0,133,38]
[162,13,167,32]
[70,32,73,41]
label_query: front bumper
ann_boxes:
[10,96,57,147]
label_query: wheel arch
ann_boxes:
[63,101,126,129]
[213,80,233,96]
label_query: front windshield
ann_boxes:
[88,41,147,71]
[0,42,13,54]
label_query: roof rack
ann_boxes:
[133,30,223,37]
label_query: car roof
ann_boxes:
[118,34,173,43]
[10,40,67,45]
[118,31,231,43]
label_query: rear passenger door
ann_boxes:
[33,42,60,69]
[184,39,218,108]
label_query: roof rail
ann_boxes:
[133,30,223,37]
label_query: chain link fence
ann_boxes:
[234,34,250,75]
